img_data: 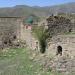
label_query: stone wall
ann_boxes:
[20,23,40,50]
[46,35,75,57]
[0,17,21,48]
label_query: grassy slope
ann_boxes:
[0,48,61,75]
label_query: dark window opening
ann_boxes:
[56,45,62,56]
[13,35,17,39]
[36,42,38,45]
[69,29,72,32]
[4,41,7,44]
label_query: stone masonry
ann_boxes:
[0,17,22,48]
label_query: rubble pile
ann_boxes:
[46,16,73,35]
[42,55,75,75]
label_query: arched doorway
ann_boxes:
[56,45,62,56]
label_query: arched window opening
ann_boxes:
[56,45,62,56]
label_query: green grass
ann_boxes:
[63,31,75,35]
[0,48,62,75]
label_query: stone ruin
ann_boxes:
[0,17,22,49]
[45,15,75,57]
[47,35,75,57]
[46,16,73,35]
[41,15,75,74]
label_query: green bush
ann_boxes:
[32,26,49,53]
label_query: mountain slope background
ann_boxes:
[0,2,75,17]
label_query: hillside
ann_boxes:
[0,5,49,17]
[0,2,75,17]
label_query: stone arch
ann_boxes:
[56,45,62,56]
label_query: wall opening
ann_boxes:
[4,41,7,44]
[56,45,62,56]
[69,29,72,32]
[13,35,17,39]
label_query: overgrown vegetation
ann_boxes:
[32,26,49,53]
[0,48,62,75]
[0,48,41,75]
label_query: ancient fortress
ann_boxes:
[0,15,75,58]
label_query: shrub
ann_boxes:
[32,26,49,53]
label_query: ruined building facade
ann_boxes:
[0,17,39,50]
[46,16,75,57]
[0,17,22,48]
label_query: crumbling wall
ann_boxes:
[46,16,73,35]
[0,17,21,48]
[46,35,75,57]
